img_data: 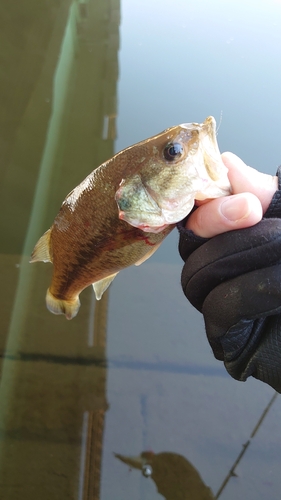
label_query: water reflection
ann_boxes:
[115,451,215,499]
[0,0,119,498]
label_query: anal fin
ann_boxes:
[93,273,118,300]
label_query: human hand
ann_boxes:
[186,152,278,238]
[178,154,281,392]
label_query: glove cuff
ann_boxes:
[177,216,208,261]
[264,165,281,218]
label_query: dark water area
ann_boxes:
[0,0,281,499]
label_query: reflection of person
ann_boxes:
[115,451,214,499]
[178,152,281,392]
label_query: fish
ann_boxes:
[30,116,231,320]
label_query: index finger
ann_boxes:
[222,152,278,213]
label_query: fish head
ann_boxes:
[115,116,231,233]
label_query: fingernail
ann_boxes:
[220,196,250,221]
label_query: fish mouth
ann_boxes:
[200,116,220,159]
[201,115,217,140]
[180,116,217,142]
[181,115,231,197]
[180,116,220,176]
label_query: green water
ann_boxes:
[0,0,281,498]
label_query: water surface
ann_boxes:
[0,0,281,499]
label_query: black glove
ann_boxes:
[178,167,281,392]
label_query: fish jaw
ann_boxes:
[115,116,231,231]
[191,116,231,200]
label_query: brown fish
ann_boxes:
[30,116,231,319]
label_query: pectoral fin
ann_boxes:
[134,241,162,266]
[93,273,118,300]
[30,229,52,263]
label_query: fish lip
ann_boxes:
[181,116,231,196]
[202,116,217,145]
[180,116,217,143]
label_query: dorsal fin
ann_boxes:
[92,273,118,299]
[30,229,52,263]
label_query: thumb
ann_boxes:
[185,152,277,238]
[186,192,263,238]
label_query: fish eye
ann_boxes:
[163,142,184,161]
